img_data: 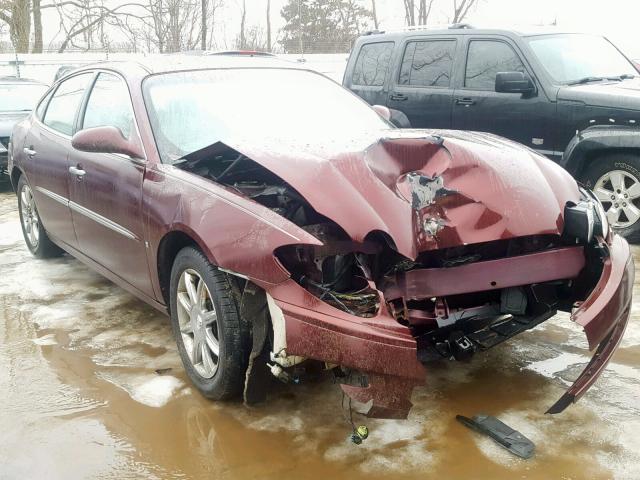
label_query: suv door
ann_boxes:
[24,72,94,249]
[452,37,557,156]
[346,41,395,106]
[68,72,152,296]
[387,37,458,128]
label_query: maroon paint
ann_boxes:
[548,235,634,413]
[386,246,586,300]
[10,61,634,420]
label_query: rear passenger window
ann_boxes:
[352,42,394,86]
[465,40,526,90]
[82,73,134,139]
[43,73,92,135]
[399,40,456,87]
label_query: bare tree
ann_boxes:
[402,0,434,26]
[452,0,479,23]
[371,0,378,29]
[0,0,31,52]
[32,0,43,52]
[238,0,245,49]
[266,0,270,51]
[200,0,206,49]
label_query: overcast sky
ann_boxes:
[23,0,640,58]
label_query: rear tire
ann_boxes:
[169,246,250,400]
[17,176,63,258]
[581,153,640,243]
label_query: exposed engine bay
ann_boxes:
[176,141,606,368]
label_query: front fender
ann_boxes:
[561,125,640,177]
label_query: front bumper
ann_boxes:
[267,234,633,419]
[547,234,634,413]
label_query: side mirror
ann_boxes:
[495,72,536,95]
[71,126,145,160]
[371,104,392,121]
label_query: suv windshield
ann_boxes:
[0,83,48,111]
[143,68,390,163]
[527,34,637,85]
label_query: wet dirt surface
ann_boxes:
[1,188,639,480]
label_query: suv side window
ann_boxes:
[43,73,93,135]
[399,40,456,87]
[465,40,526,90]
[82,73,134,139]
[352,42,394,86]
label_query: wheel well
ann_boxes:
[10,167,22,191]
[576,148,640,180]
[157,231,198,306]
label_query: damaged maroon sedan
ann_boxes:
[8,58,634,419]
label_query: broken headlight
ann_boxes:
[563,188,608,242]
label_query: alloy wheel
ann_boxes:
[593,169,640,229]
[20,184,40,248]
[176,269,220,379]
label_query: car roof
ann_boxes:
[358,25,589,41]
[71,54,306,79]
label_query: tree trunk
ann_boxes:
[9,0,31,53]
[371,0,378,29]
[201,0,207,50]
[32,0,43,53]
[239,0,246,49]
[266,0,271,51]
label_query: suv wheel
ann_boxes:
[169,247,250,400]
[582,153,640,243]
[17,176,63,258]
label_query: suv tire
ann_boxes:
[169,246,250,400]
[581,153,640,243]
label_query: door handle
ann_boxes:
[455,98,476,106]
[389,93,408,101]
[23,147,37,157]
[69,165,86,178]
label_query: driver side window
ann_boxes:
[82,73,134,139]
[465,40,526,90]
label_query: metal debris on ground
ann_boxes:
[456,414,535,459]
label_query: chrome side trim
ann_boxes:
[69,201,139,241]
[35,186,69,206]
[534,148,564,157]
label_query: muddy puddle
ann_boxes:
[1,190,639,479]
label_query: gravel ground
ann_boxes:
[1,187,639,480]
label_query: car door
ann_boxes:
[67,72,152,296]
[452,37,557,155]
[346,41,396,106]
[23,72,94,249]
[387,37,458,128]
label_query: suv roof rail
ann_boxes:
[448,23,474,29]
[382,23,476,34]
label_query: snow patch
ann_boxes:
[98,372,184,408]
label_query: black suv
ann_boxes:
[344,26,640,240]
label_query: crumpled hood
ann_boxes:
[558,78,640,110]
[225,129,580,259]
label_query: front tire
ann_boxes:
[582,153,640,243]
[17,176,63,258]
[169,247,250,400]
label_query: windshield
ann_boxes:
[143,68,390,163]
[527,34,637,84]
[0,83,48,111]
